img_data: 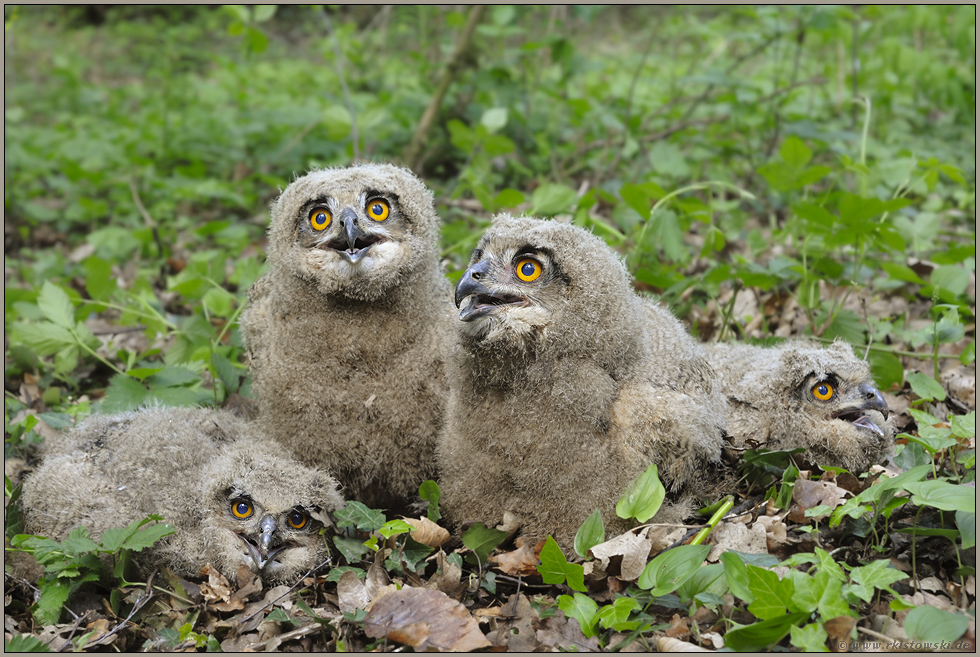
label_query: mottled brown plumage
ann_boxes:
[240,163,454,511]
[21,406,344,584]
[437,215,727,550]
[703,339,895,472]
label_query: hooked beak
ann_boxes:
[321,207,381,263]
[455,260,493,309]
[237,515,289,571]
[857,382,889,420]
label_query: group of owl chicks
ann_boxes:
[20,163,895,587]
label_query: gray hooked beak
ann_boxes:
[455,260,492,309]
[259,515,277,556]
[857,382,889,420]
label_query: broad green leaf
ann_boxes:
[252,4,276,22]
[931,265,970,296]
[333,502,386,532]
[780,135,812,168]
[721,551,754,603]
[790,623,829,652]
[620,183,653,221]
[637,544,710,595]
[904,480,975,512]
[83,256,116,301]
[616,463,665,522]
[378,519,413,540]
[951,412,975,438]
[903,606,970,643]
[746,565,793,620]
[573,509,605,558]
[461,522,508,566]
[530,184,578,216]
[557,593,598,638]
[333,536,369,562]
[868,351,904,392]
[724,612,809,651]
[906,372,946,401]
[480,107,508,133]
[60,527,100,555]
[494,188,524,209]
[677,562,727,605]
[537,536,586,592]
[418,480,442,522]
[37,282,75,329]
[956,510,975,549]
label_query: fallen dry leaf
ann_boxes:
[363,586,490,652]
[589,526,654,581]
[337,570,372,615]
[789,478,848,523]
[490,542,540,578]
[428,550,466,600]
[483,594,538,652]
[824,615,856,651]
[535,611,601,652]
[404,517,451,548]
[656,635,713,652]
[707,520,767,562]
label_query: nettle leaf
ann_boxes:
[461,522,508,566]
[37,281,76,329]
[903,606,970,644]
[120,523,177,552]
[418,480,442,522]
[638,544,710,596]
[537,536,586,592]
[779,135,812,168]
[616,463,665,522]
[102,374,150,413]
[573,509,605,558]
[906,372,946,401]
[557,592,599,638]
[60,527,100,556]
[33,578,72,626]
[904,480,975,512]
[334,502,386,532]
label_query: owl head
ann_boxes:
[200,438,346,584]
[267,163,441,302]
[453,214,643,367]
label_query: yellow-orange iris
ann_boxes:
[516,258,542,282]
[231,499,253,519]
[812,382,834,401]
[287,510,309,530]
[366,198,390,222]
[310,208,331,231]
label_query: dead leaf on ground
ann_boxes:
[404,517,451,548]
[589,526,654,581]
[484,593,538,652]
[337,570,372,615]
[666,613,691,640]
[490,542,540,578]
[824,615,856,651]
[657,635,713,652]
[536,610,601,652]
[788,478,848,522]
[428,550,466,601]
[363,586,490,652]
[707,520,767,562]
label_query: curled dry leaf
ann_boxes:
[789,478,848,522]
[824,615,856,651]
[490,542,540,578]
[589,526,654,581]
[337,570,372,615]
[707,520,767,562]
[363,586,491,652]
[403,517,450,548]
[656,636,713,652]
[536,611,601,653]
[484,594,538,653]
[428,550,466,601]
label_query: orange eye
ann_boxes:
[812,382,834,401]
[231,499,253,519]
[287,510,309,530]
[310,208,331,231]
[515,258,542,282]
[366,198,390,222]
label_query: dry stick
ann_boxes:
[239,555,333,625]
[403,5,486,171]
[321,9,359,162]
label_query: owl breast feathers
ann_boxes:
[703,339,895,472]
[437,214,728,550]
[240,163,455,512]
[21,406,344,584]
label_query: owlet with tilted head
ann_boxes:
[703,339,895,473]
[20,406,344,584]
[437,215,728,550]
[240,163,454,512]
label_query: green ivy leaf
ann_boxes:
[418,480,442,522]
[378,519,413,540]
[573,509,605,559]
[616,463,665,522]
[333,502,386,532]
[557,592,599,638]
[333,536,369,563]
[789,623,829,652]
[537,536,586,592]
[461,522,508,566]
[746,565,793,620]
[595,596,640,631]
[846,559,908,603]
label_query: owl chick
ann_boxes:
[20,406,344,584]
[240,163,455,512]
[703,339,895,472]
[437,215,727,550]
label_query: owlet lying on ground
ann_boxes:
[241,163,455,512]
[21,406,344,584]
[703,339,894,472]
[437,215,728,550]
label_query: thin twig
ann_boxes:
[321,8,359,162]
[240,556,333,624]
[403,5,486,170]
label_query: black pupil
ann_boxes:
[818,385,828,396]
[521,261,536,277]
[291,512,304,526]
[316,212,326,223]
[371,203,383,216]
[236,502,249,515]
